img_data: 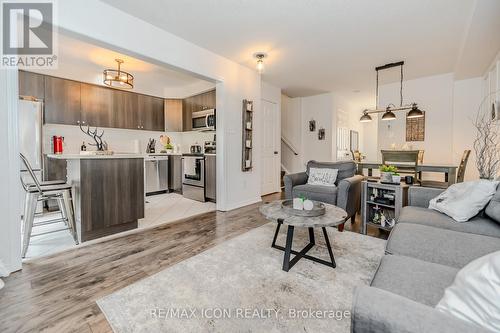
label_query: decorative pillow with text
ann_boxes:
[307,168,338,187]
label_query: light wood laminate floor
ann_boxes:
[0,192,386,332]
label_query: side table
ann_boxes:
[361,181,409,234]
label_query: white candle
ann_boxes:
[293,198,304,210]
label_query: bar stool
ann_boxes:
[20,154,79,258]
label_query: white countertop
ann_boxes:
[47,153,146,160]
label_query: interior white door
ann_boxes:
[261,100,279,195]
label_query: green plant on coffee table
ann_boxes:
[379,164,398,174]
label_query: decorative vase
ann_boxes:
[293,198,304,210]
[303,199,314,211]
[392,175,401,183]
[380,172,393,183]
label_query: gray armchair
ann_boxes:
[284,160,363,230]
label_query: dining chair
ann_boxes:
[419,150,471,189]
[20,154,78,258]
[381,150,420,180]
[351,150,362,162]
[418,150,424,164]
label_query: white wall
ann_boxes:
[300,93,335,164]
[377,73,455,164]
[55,0,262,212]
[333,93,365,160]
[281,94,303,173]
[0,70,22,273]
[281,93,337,173]
[261,81,281,193]
[452,77,483,180]
[360,114,379,162]
[363,73,483,181]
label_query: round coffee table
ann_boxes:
[259,200,347,272]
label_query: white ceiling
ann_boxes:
[33,33,215,98]
[101,0,500,97]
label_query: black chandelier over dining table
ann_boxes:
[359,61,424,122]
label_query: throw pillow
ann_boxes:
[307,168,338,187]
[428,180,499,222]
[435,251,500,332]
[485,185,500,224]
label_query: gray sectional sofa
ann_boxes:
[352,186,500,333]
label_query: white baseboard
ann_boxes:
[220,197,262,212]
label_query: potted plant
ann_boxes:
[391,173,401,184]
[379,164,397,183]
[159,135,174,153]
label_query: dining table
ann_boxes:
[356,161,458,187]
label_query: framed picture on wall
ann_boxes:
[406,111,425,141]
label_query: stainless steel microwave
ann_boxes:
[192,109,215,131]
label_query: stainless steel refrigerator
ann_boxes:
[18,98,43,214]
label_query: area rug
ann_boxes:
[97,223,385,332]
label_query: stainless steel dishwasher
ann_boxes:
[145,154,169,195]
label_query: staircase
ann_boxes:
[281,170,286,189]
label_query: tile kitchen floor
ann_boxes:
[23,193,216,260]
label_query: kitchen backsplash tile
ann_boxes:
[44,124,214,154]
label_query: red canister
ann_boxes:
[53,136,64,154]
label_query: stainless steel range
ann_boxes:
[182,154,205,202]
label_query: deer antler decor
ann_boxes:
[79,123,108,151]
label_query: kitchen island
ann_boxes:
[47,154,145,242]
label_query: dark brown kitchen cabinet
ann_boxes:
[138,94,164,131]
[80,158,144,241]
[165,99,183,132]
[18,70,45,99]
[80,83,115,128]
[205,154,216,201]
[25,71,168,131]
[114,89,139,130]
[200,89,216,110]
[181,89,216,131]
[182,99,193,131]
[168,155,183,192]
[44,76,81,125]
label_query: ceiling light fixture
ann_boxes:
[406,103,424,118]
[359,110,372,122]
[359,61,425,122]
[381,106,397,121]
[254,53,267,73]
[103,59,134,89]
